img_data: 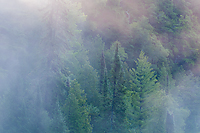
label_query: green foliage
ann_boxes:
[148,0,200,73]
[40,0,86,70]
[145,90,189,133]
[99,49,108,96]
[62,80,92,133]
[151,0,189,35]
[76,63,100,106]
[83,35,105,71]
[2,0,200,132]
[128,51,159,132]
[0,76,65,133]
[50,101,69,133]
[157,62,175,94]
[144,90,167,133]
[105,41,128,70]
[125,18,169,67]
[109,41,127,132]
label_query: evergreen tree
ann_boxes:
[96,48,112,133]
[76,63,100,106]
[148,62,174,133]
[105,41,128,70]
[76,63,101,132]
[62,80,92,133]
[99,47,109,100]
[150,0,189,35]
[100,50,106,94]
[109,41,127,132]
[100,48,110,113]
[50,101,69,133]
[83,35,105,71]
[128,51,159,133]
[37,0,87,132]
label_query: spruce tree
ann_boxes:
[98,49,112,133]
[100,49,109,102]
[100,50,106,94]
[151,0,189,35]
[62,80,92,133]
[76,63,100,106]
[110,41,127,132]
[129,51,159,133]
[37,0,87,131]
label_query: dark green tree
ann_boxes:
[99,48,107,94]
[96,49,112,133]
[109,41,127,132]
[150,0,189,35]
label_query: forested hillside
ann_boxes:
[1,0,200,132]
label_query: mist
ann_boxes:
[0,0,200,132]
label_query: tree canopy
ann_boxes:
[1,0,200,132]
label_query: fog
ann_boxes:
[0,0,200,132]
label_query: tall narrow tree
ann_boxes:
[110,41,127,132]
[100,50,106,94]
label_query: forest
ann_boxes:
[1,0,200,132]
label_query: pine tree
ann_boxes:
[97,49,112,133]
[76,63,100,106]
[100,50,106,94]
[129,51,159,133]
[99,48,109,101]
[62,80,92,133]
[110,41,127,132]
[40,0,86,71]
[150,0,189,35]
[38,0,86,131]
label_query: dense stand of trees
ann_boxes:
[1,0,200,132]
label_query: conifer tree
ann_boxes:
[99,48,109,101]
[40,0,86,72]
[76,63,100,106]
[110,41,127,132]
[92,48,112,133]
[99,49,110,131]
[129,51,159,133]
[38,0,86,131]
[100,50,106,94]
[62,80,92,133]
[151,0,189,35]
